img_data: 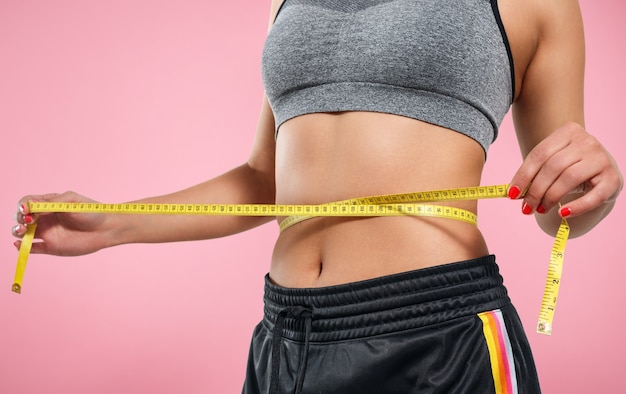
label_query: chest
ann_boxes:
[263,0,511,96]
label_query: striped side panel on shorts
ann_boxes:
[478,309,519,394]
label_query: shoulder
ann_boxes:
[499,0,584,103]
[267,0,286,30]
[532,0,585,46]
[504,0,583,36]
[517,0,585,103]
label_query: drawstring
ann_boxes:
[269,306,313,394]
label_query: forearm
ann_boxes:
[105,162,276,246]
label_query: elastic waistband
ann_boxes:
[263,255,510,342]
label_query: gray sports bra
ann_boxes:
[262,0,514,154]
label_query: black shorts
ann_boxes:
[242,255,541,394]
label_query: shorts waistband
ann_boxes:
[263,255,510,342]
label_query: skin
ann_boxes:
[13,0,623,289]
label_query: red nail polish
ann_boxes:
[536,205,546,214]
[20,204,26,214]
[508,186,521,200]
[560,207,572,218]
[24,214,33,224]
[522,202,533,215]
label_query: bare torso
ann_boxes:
[269,0,536,288]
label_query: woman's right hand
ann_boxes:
[12,191,112,256]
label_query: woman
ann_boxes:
[12,0,622,392]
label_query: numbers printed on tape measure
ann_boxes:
[536,218,570,335]
[12,184,569,335]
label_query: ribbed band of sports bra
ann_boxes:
[262,0,515,154]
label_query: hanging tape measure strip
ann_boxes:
[12,184,568,335]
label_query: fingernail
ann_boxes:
[12,224,21,234]
[23,214,34,224]
[508,186,521,200]
[522,202,534,215]
[19,204,26,214]
[536,205,546,214]
[13,241,20,248]
[560,207,572,218]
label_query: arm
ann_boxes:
[508,0,622,238]
[119,0,288,243]
[112,95,277,245]
[14,96,276,255]
[13,0,286,255]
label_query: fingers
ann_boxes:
[12,193,62,242]
[11,223,29,238]
[13,239,50,255]
[17,193,61,215]
[509,128,572,196]
[12,204,36,240]
[557,171,623,218]
[509,122,623,218]
[13,197,41,240]
[14,192,63,223]
[17,196,35,216]
[14,208,36,226]
[521,156,599,215]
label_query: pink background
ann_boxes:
[1,1,624,393]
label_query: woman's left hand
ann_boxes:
[508,122,622,219]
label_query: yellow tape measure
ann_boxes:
[536,218,570,335]
[12,184,568,335]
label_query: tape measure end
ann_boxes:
[12,283,22,294]
[536,321,552,336]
